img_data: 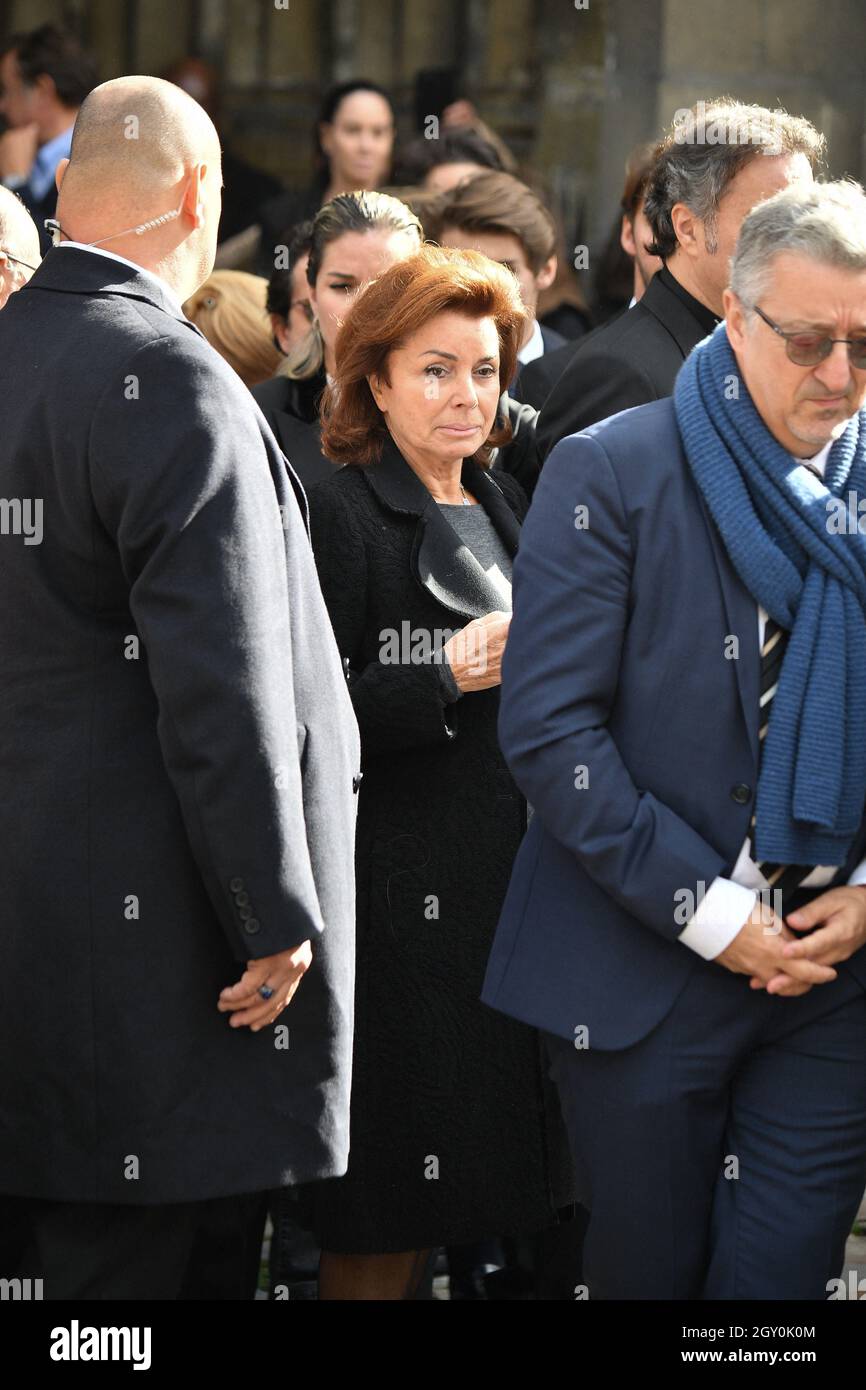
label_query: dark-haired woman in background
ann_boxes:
[302,245,573,1299]
[256,80,396,276]
[251,191,423,489]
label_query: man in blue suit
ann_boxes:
[483,179,866,1300]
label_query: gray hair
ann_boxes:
[0,186,40,267]
[730,179,866,309]
[643,99,824,259]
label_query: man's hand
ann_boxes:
[217,939,313,1031]
[715,897,838,997]
[750,886,866,995]
[0,124,39,182]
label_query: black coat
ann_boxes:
[255,186,322,277]
[303,440,574,1252]
[17,179,56,257]
[0,247,360,1204]
[491,391,541,498]
[537,267,716,460]
[510,324,567,408]
[512,338,580,411]
[251,371,338,491]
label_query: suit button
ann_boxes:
[229,877,244,893]
[244,919,261,935]
[730,783,752,805]
[238,905,253,921]
[353,773,363,793]
[234,891,250,908]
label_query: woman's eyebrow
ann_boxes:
[418,351,498,362]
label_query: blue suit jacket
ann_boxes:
[481,397,866,1049]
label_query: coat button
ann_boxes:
[234,890,250,907]
[229,876,244,892]
[730,783,752,805]
[238,905,253,921]
[244,919,261,935]
[353,773,363,793]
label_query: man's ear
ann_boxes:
[723,287,747,351]
[35,72,58,107]
[535,254,557,293]
[670,202,701,260]
[620,213,636,258]
[184,165,205,226]
[55,157,69,193]
[271,314,291,355]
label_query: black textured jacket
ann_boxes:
[304,439,574,1251]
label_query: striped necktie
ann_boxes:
[751,617,814,905]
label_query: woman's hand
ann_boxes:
[442,611,511,692]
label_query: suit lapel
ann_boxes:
[693,486,760,768]
[365,438,520,621]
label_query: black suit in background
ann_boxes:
[513,309,631,413]
[301,439,573,1254]
[492,390,542,498]
[512,338,579,412]
[251,370,337,492]
[537,266,719,460]
[0,247,360,1297]
[510,324,567,409]
[15,180,56,256]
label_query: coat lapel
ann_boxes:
[693,487,760,768]
[365,438,520,621]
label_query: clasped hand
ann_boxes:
[716,887,866,997]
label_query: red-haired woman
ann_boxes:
[303,245,574,1298]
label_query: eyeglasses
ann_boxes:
[752,303,866,369]
[0,248,38,275]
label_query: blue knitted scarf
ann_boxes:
[673,323,866,865]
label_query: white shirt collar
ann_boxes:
[795,438,834,478]
[55,243,185,317]
[517,319,544,366]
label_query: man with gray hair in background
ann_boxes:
[537,98,823,460]
[484,179,866,1298]
[0,184,39,308]
[0,75,360,1299]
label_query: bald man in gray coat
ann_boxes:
[0,77,359,1299]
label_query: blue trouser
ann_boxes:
[544,961,866,1300]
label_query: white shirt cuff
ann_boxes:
[847,857,866,888]
[678,877,757,961]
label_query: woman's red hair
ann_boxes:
[320,244,527,467]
